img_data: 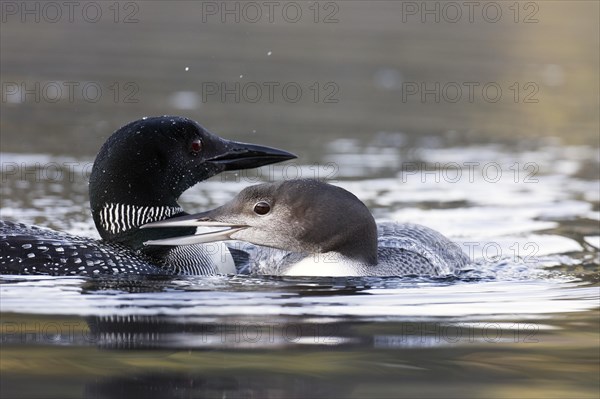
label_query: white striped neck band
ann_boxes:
[98,203,184,235]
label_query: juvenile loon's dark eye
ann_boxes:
[191,139,202,155]
[253,201,271,215]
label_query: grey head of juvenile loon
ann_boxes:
[0,116,296,276]
[142,179,470,277]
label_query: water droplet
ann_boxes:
[267,51,272,56]
[184,67,190,71]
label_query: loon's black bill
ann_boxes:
[142,215,246,246]
[208,141,296,170]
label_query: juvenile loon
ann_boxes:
[0,116,295,276]
[142,179,470,277]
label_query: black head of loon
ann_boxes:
[1,116,295,276]
[89,116,296,250]
[143,179,379,265]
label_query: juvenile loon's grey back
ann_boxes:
[143,179,470,277]
[0,116,296,275]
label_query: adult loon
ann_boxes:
[0,116,295,276]
[142,179,470,277]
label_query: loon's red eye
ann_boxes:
[191,139,202,155]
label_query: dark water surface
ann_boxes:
[1,2,599,398]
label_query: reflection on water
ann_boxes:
[0,272,597,320]
[1,305,599,398]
